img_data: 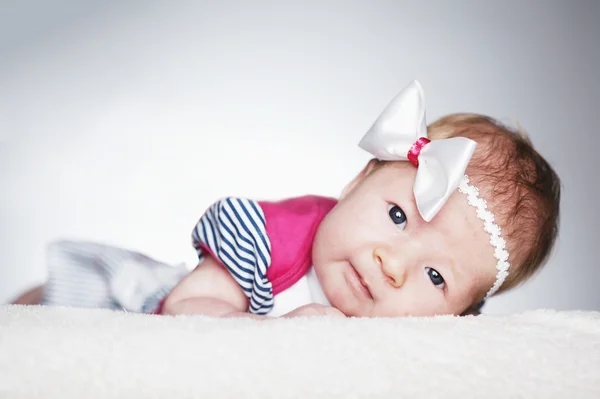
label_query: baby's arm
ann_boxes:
[162,256,345,319]
[162,256,263,320]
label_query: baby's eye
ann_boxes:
[388,204,407,231]
[425,267,445,289]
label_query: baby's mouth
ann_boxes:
[347,263,374,300]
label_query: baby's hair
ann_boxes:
[427,114,561,296]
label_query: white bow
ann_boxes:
[359,80,477,222]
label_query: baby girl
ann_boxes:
[13,81,561,319]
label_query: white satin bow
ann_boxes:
[359,80,477,222]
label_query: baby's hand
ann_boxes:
[281,303,346,318]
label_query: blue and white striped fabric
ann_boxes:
[191,197,274,315]
[41,240,188,313]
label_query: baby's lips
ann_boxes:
[351,263,374,300]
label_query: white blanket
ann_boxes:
[1,305,599,398]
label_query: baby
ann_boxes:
[13,81,561,319]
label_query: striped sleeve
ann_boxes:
[191,197,274,315]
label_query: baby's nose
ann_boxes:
[374,248,406,288]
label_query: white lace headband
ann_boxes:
[358,80,509,297]
[458,175,510,298]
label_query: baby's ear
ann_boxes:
[341,159,380,199]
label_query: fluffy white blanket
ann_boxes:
[1,305,599,398]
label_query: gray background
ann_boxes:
[1,1,598,314]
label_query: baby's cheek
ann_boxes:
[312,219,335,259]
[316,266,344,304]
[314,225,341,252]
[327,287,353,315]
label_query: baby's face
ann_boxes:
[312,161,497,317]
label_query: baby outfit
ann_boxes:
[41,195,337,317]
